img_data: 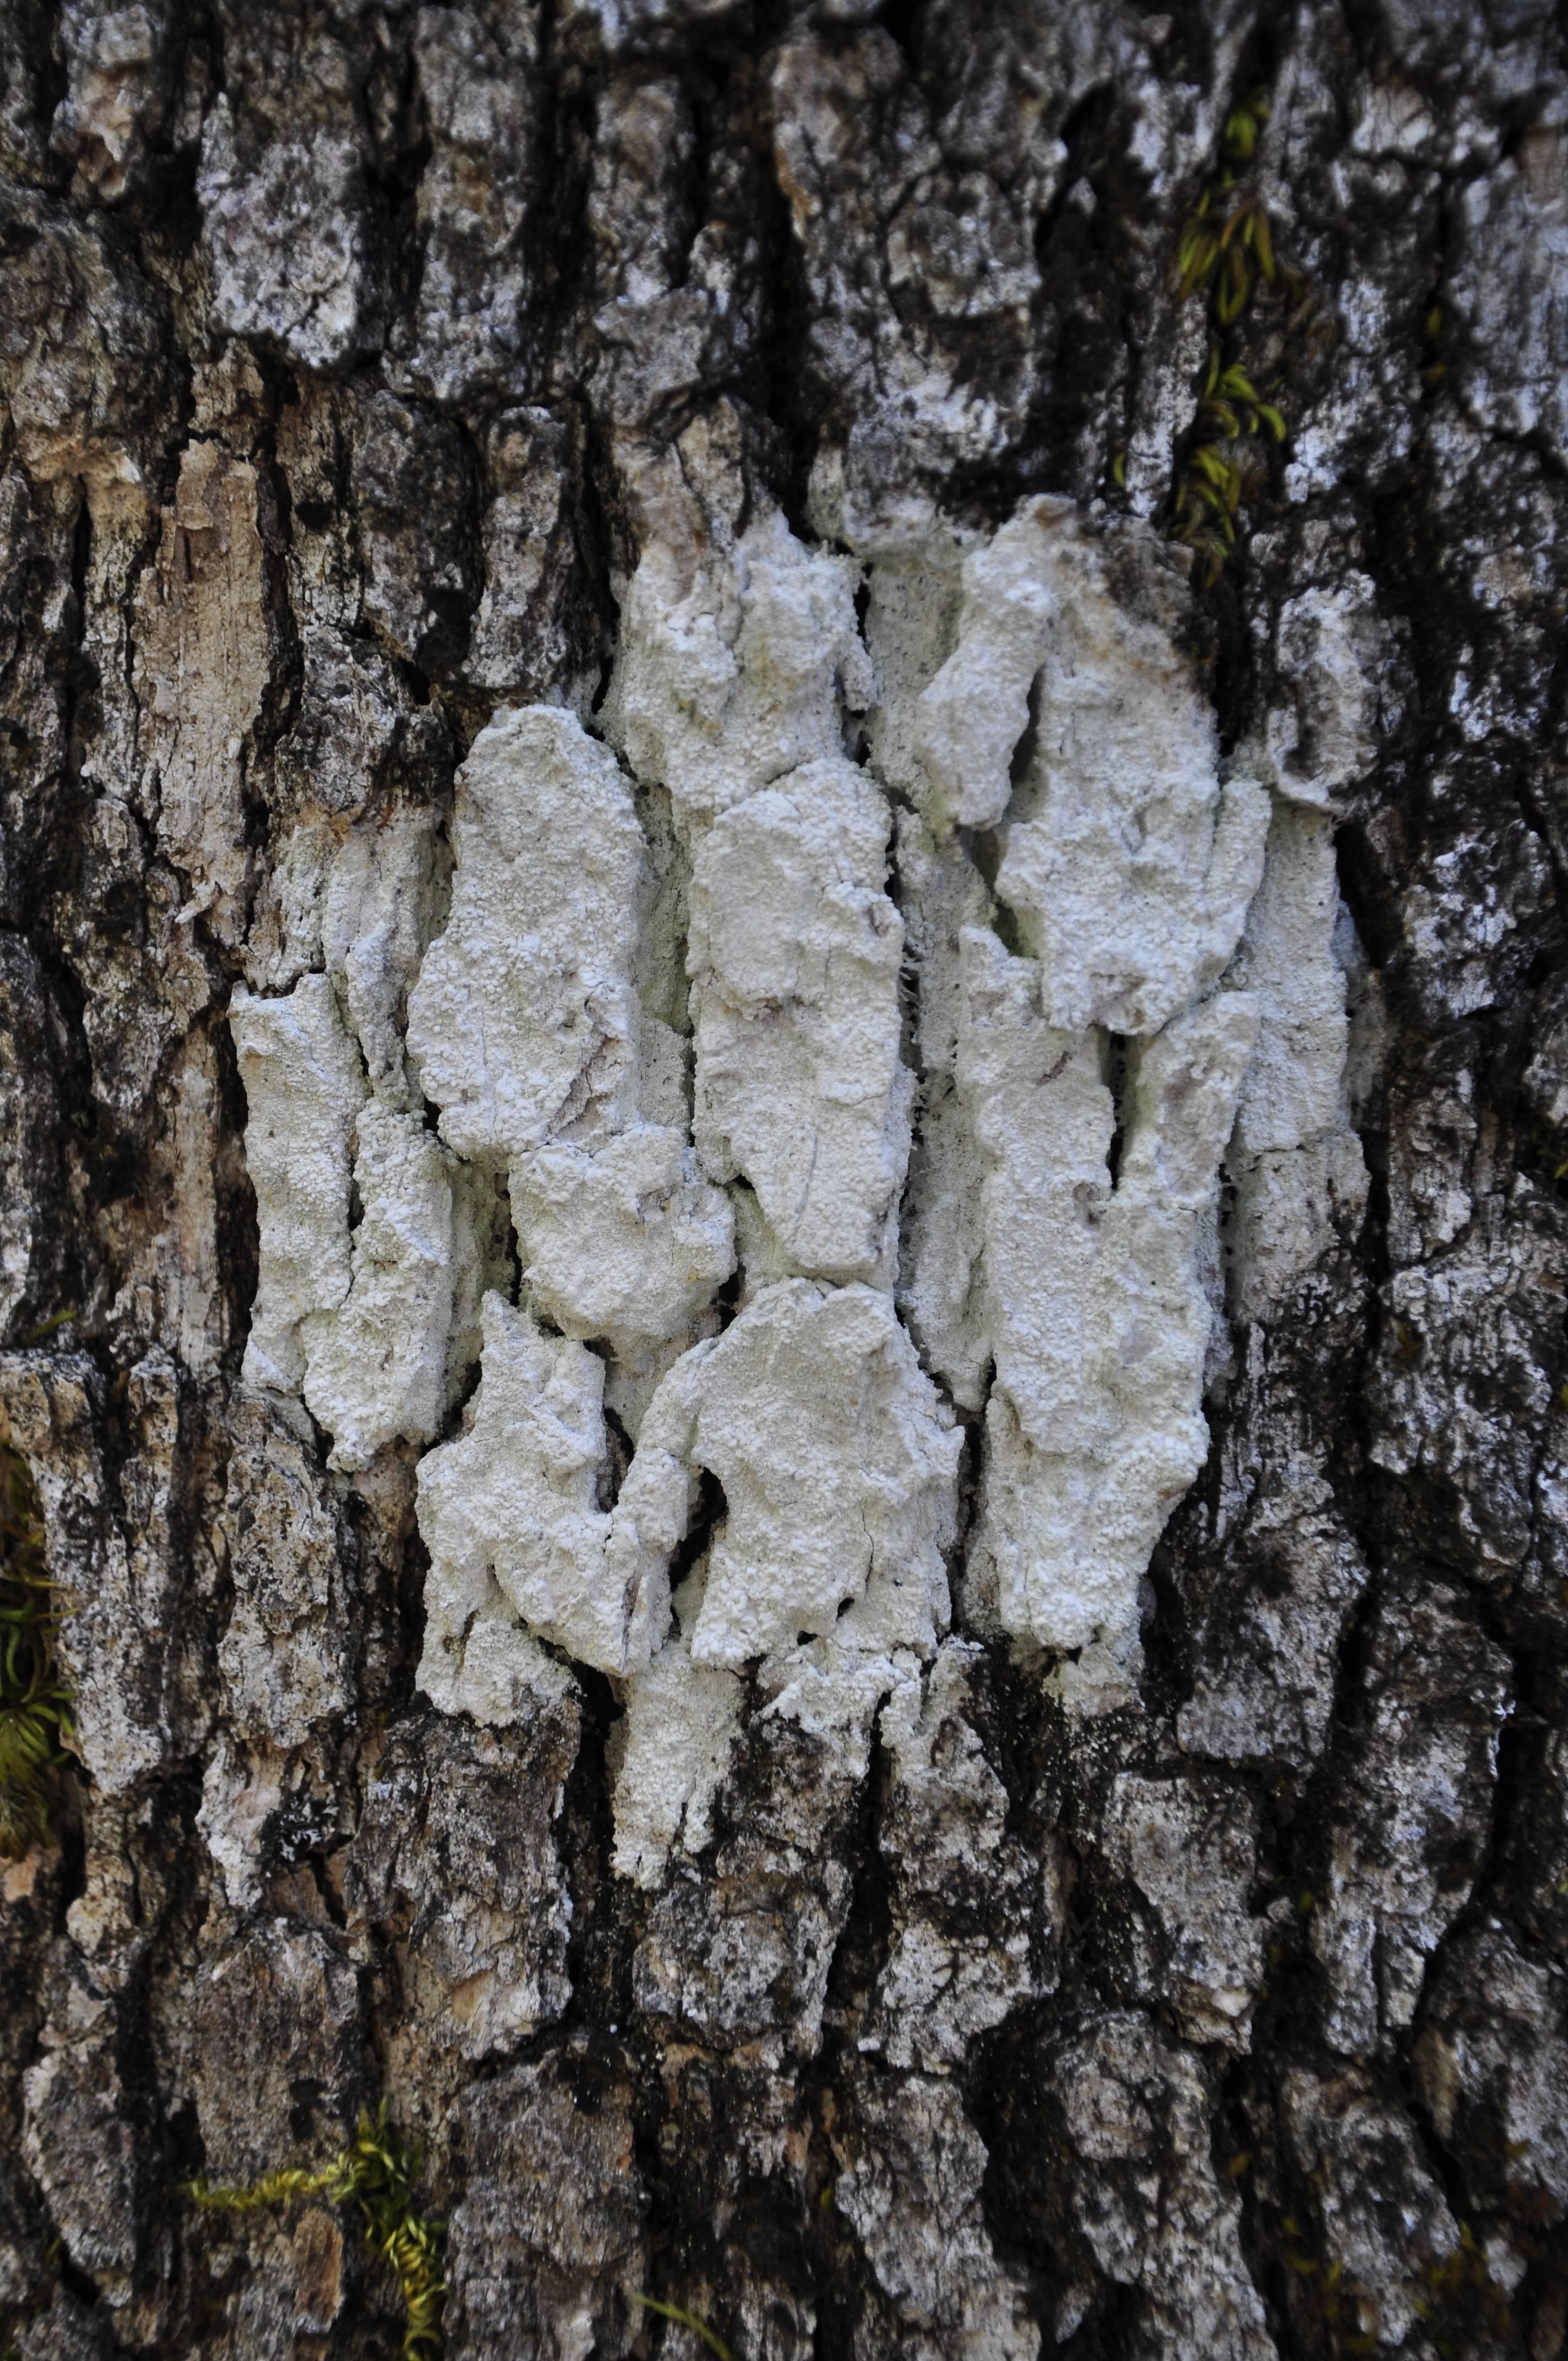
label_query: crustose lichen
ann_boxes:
[185,2103,445,2358]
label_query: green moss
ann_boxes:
[186,2103,445,2358]
[1414,2224,1513,2357]
[1165,89,1333,584]
[634,2293,734,2360]
[1280,2215,1381,2356]
[0,1444,72,1860]
[1277,2211,1511,2357]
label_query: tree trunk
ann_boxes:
[2,2,1566,2356]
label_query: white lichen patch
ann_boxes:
[442,1276,958,1830]
[226,483,1362,1761]
[230,973,368,1394]
[417,1293,629,1680]
[914,501,1068,832]
[445,1159,517,1406]
[857,499,1270,1034]
[406,704,649,1161]
[627,1279,961,1671]
[858,523,971,808]
[610,1563,745,1890]
[986,514,1270,1037]
[301,1102,454,1472]
[859,498,1275,1034]
[689,758,912,1280]
[1227,803,1370,1321]
[321,808,449,1107]
[960,928,1257,1672]
[232,966,471,1465]
[604,1283,957,1886]
[424,1603,578,1732]
[601,504,868,824]
[512,1125,734,1362]
[1231,807,1349,1160]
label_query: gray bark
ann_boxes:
[1,3,1566,2359]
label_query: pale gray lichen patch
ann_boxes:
[688,758,911,1283]
[406,704,650,1163]
[229,973,368,1398]
[227,494,1367,1787]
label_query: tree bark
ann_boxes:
[2,3,1566,2358]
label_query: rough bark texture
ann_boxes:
[2,3,1567,2359]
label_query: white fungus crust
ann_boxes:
[912,497,1272,1035]
[320,807,448,1108]
[230,492,1366,1834]
[626,1278,961,1672]
[957,930,1258,1687]
[688,757,912,1281]
[608,1566,746,1890]
[511,1127,735,1362]
[300,1101,455,1473]
[405,702,650,1161]
[416,1293,628,1683]
[1224,796,1370,1325]
[230,972,367,1395]
[600,504,869,823]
